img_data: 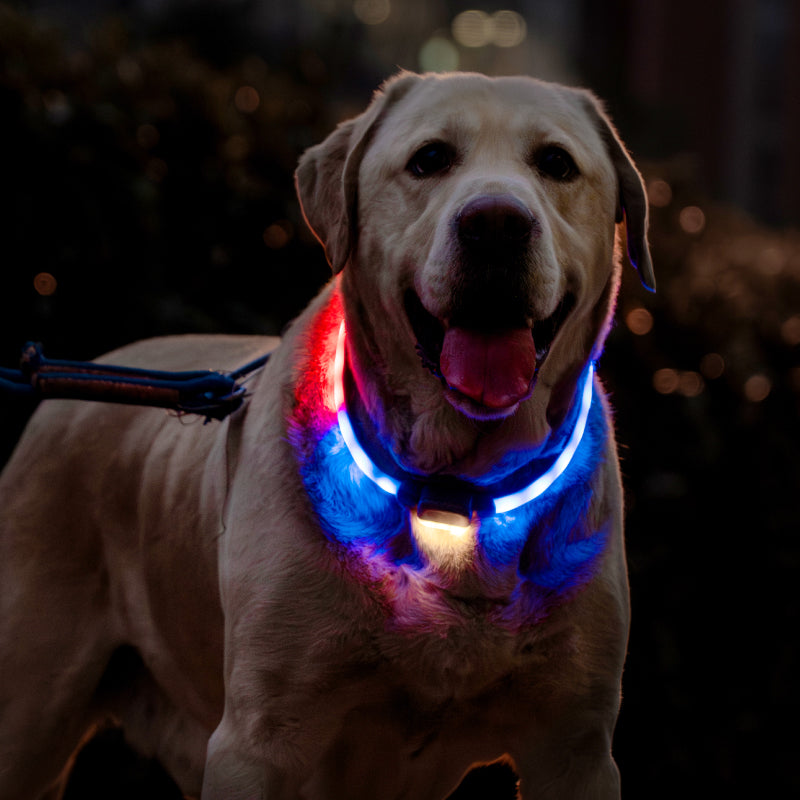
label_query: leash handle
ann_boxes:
[31,372,244,419]
[0,343,270,421]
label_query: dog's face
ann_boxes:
[297,72,653,476]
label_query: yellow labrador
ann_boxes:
[0,71,654,800]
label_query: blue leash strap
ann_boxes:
[0,343,270,421]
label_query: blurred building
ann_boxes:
[580,0,800,226]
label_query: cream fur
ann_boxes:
[0,71,652,800]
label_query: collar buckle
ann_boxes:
[415,484,474,529]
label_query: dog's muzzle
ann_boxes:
[406,194,574,417]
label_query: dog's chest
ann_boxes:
[288,292,610,626]
[311,535,581,702]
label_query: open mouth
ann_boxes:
[404,289,575,418]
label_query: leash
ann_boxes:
[0,342,270,421]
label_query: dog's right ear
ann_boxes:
[295,72,421,273]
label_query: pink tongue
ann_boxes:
[440,327,537,409]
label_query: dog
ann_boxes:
[0,71,654,799]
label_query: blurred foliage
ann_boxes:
[0,2,337,365]
[605,160,800,795]
[1,3,799,797]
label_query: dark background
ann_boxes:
[1,1,798,797]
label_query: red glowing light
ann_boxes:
[292,285,343,437]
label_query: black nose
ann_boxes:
[457,195,537,249]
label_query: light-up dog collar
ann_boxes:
[333,322,595,533]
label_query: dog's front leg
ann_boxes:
[512,723,621,800]
[201,725,266,800]
[202,713,312,800]
[202,721,265,800]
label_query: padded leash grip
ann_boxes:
[32,372,183,408]
[0,342,267,421]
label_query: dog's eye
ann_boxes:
[534,146,579,181]
[406,142,455,178]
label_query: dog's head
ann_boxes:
[296,72,653,477]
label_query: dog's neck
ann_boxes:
[341,292,578,484]
[288,288,610,600]
[342,347,594,515]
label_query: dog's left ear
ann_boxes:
[579,93,656,292]
[295,72,421,273]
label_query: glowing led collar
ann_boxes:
[333,321,594,517]
[492,359,594,513]
[334,322,402,497]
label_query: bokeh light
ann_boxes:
[652,368,706,397]
[756,246,784,275]
[653,368,680,394]
[780,315,800,345]
[419,37,459,72]
[625,307,654,335]
[700,352,725,379]
[263,221,294,249]
[33,272,57,296]
[452,9,526,48]
[679,205,706,235]
[743,373,771,402]
[41,89,71,125]
[116,56,142,86]
[452,10,492,48]
[234,85,260,114]
[678,371,704,397]
[647,178,673,208]
[223,134,250,161]
[491,10,527,48]
[353,0,391,26]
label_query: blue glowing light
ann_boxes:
[334,322,401,497]
[300,424,407,548]
[334,319,596,518]
[492,362,594,514]
[290,292,610,598]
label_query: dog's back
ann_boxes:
[0,333,275,799]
